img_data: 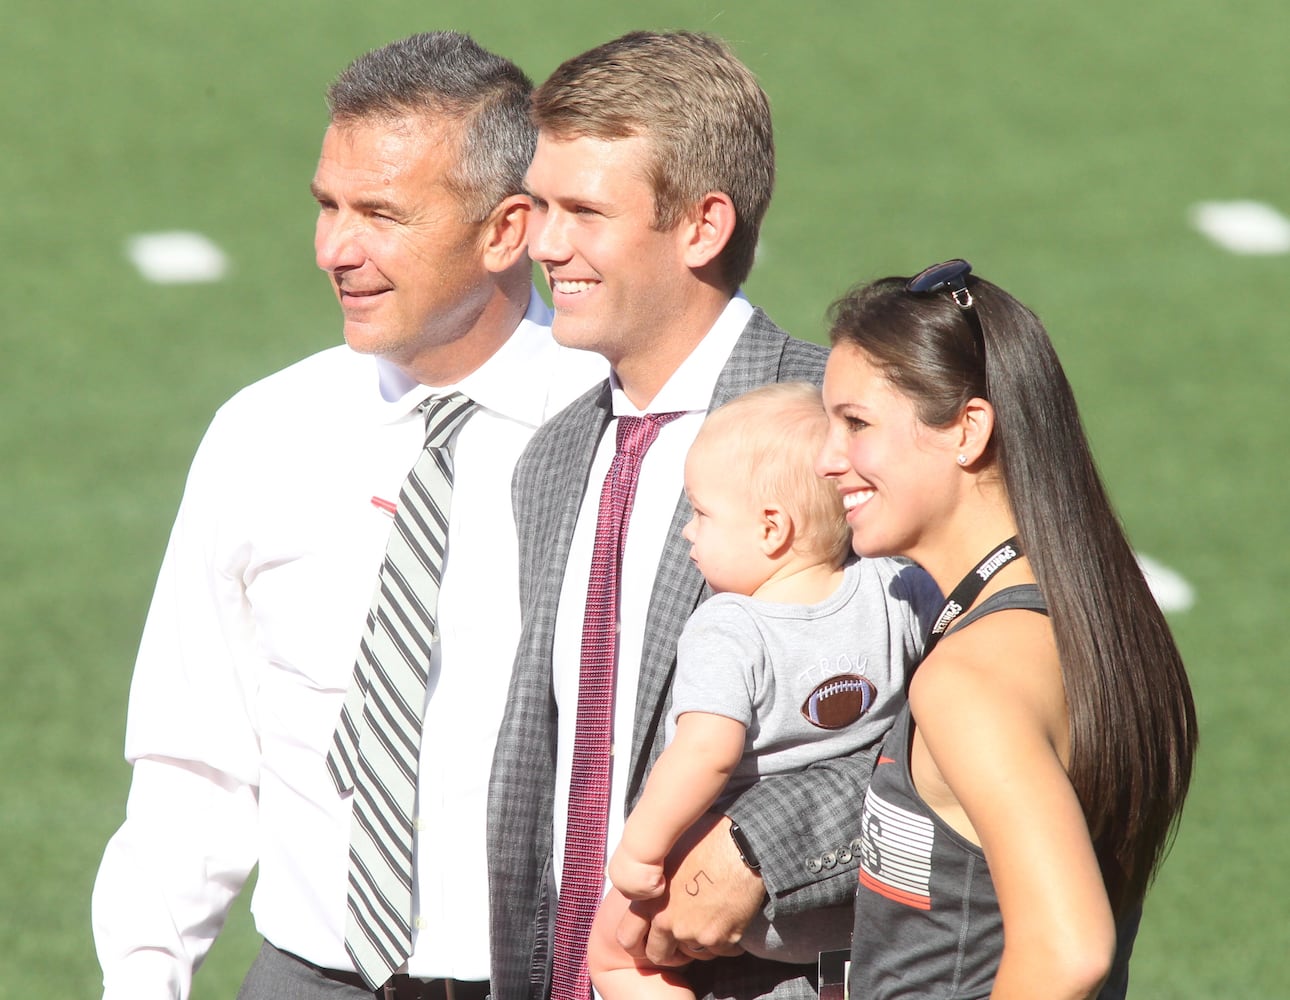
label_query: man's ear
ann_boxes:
[481,194,531,273]
[680,191,737,270]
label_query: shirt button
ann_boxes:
[414,917,427,929]
[414,817,426,831]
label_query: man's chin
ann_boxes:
[341,323,392,357]
[550,314,606,354]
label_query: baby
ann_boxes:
[588,382,934,1000]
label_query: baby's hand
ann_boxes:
[608,845,667,900]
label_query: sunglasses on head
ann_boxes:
[906,258,988,385]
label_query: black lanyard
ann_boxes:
[923,536,1023,657]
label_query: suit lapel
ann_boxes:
[625,309,791,804]
[708,308,790,407]
[523,383,612,614]
[551,384,613,549]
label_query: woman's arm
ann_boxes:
[912,617,1117,1000]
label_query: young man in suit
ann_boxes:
[487,31,936,1000]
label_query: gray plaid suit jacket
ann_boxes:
[487,310,871,1000]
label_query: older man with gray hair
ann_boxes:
[92,31,603,1000]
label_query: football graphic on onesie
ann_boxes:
[801,673,878,730]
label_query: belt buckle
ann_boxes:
[381,975,417,1000]
[387,975,443,1000]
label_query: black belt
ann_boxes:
[284,945,490,1000]
[373,976,489,1000]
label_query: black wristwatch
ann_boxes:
[728,820,762,872]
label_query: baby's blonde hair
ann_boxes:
[695,382,851,568]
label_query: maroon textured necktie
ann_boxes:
[551,412,684,1000]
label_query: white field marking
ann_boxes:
[126,231,228,283]
[1136,553,1195,614]
[1189,200,1290,255]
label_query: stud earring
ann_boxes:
[957,454,968,466]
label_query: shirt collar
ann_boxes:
[371,287,555,426]
[609,292,754,417]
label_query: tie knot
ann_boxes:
[420,392,478,450]
[615,411,684,456]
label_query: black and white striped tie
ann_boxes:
[326,391,478,989]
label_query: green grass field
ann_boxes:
[3,1,1287,995]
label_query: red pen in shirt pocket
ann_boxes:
[370,496,397,517]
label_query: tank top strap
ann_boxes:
[953,584,1048,632]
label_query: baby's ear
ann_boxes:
[761,505,793,556]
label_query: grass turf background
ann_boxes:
[3,1,1286,995]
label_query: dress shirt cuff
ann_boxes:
[100,949,190,1000]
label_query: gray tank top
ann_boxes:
[849,585,1137,999]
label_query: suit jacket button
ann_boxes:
[822,851,837,869]
[838,846,853,864]
[806,857,823,873]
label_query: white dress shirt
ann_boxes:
[92,290,606,1000]
[551,294,754,885]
